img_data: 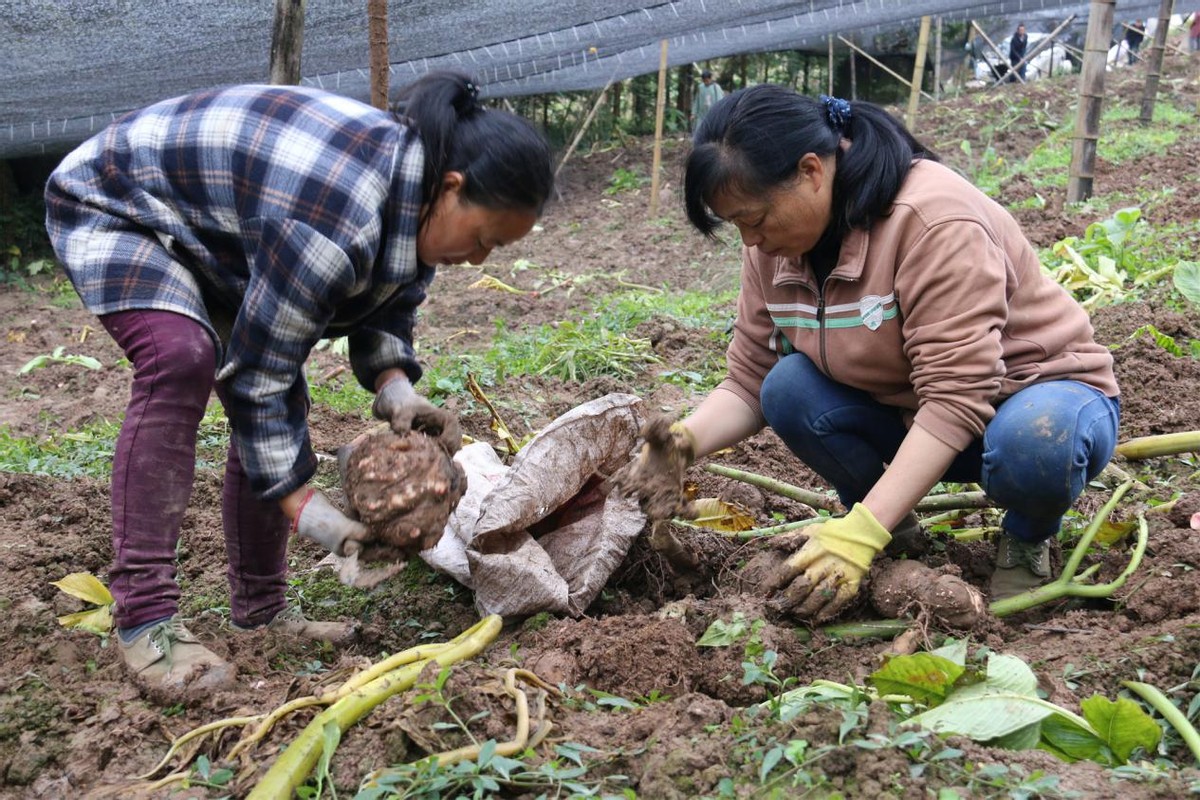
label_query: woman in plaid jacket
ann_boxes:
[45,71,553,695]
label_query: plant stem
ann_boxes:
[702,464,838,510]
[1115,431,1200,460]
[1122,680,1200,764]
[247,615,502,800]
[914,491,993,511]
[721,516,825,539]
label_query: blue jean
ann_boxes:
[760,353,1120,543]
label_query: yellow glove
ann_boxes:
[767,503,891,623]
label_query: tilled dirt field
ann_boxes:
[2,58,1200,799]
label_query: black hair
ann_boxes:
[683,84,936,240]
[395,71,554,228]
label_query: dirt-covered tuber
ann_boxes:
[342,429,467,559]
[869,559,987,630]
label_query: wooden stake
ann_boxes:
[827,34,834,95]
[906,16,932,131]
[933,16,943,100]
[838,36,934,102]
[1068,0,1116,204]
[649,39,669,219]
[849,34,858,100]
[368,0,388,110]
[1140,1,1177,124]
[268,0,305,85]
[554,80,613,180]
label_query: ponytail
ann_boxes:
[395,71,553,227]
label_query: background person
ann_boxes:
[692,69,725,128]
[1008,23,1029,80]
[617,85,1119,623]
[1125,20,1146,64]
[44,71,554,695]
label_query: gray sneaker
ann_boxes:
[990,535,1052,600]
[233,605,359,646]
[118,616,235,694]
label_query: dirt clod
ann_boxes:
[342,429,467,557]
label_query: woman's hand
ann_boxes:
[373,375,462,455]
[766,504,892,623]
[284,486,370,557]
[609,416,697,520]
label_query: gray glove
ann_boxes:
[291,488,370,557]
[372,378,462,455]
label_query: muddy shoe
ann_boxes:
[883,512,930,558]
[989,535,1052,601]
[119,617,235,693]
[235,606,359,646]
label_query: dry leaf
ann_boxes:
[689,498,756,532]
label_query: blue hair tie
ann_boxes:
[819,94,852,132]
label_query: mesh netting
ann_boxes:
[0,0,1167,158]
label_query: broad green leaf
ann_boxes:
[57,606,113,635]
[1175,261,1200,306]
[931,640,968,667]
[697,613,749,647]
[907,654,1047,739]
[1080,695,1162,763]
[51,572,115,605]
[759,744,784,782]
[1037,711,1108,764]
[869,653,965,706]
[989,719,1043,751]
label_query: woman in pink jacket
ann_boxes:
[622,85,1119,621]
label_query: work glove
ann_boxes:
[766,503,891,624]
[609,415,697,521]
[372,377,462,456]
[291,487,371,557]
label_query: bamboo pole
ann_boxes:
[649,39,669,219]
[268,0,305,85]
[827,34,834,94]
[849,34,858,100]
[1140,1,1177,125]
[554,80,613,180]
[1068,0,1116,204]
[906,16,932,130]
[368,0,389,110]
[972,21,1025,84]
[837,36,935,101]
[934,16,943,100]
[989,15,1077,91]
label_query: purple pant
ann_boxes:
[100,309,288,629]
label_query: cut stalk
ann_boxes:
[246,615,502,800]
[1115,431,1200,460]
[914,491,992,512]
[703,464,838,511]
[1122,680,1200,764]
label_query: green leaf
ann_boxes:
[869,653,966,706]
[1080,694,1162,763]
[697,613,749,647]
[1175,261,1200,306]
[907,654,1051,740]
[1037,711,1109,764]
[989,719,1043,750]
[477,739,496,769]
[930,639,968,666]
[759,744,784,782]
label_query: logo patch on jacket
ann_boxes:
[860,295,885,331]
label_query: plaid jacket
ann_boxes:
[45,85,429,500]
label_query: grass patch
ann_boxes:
[0,404,230,479]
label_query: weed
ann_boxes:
[605,167,647,195]
[18,345,102,374]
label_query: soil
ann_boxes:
[3,58,1200,799]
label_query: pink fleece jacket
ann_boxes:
[719,158,1119,452]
